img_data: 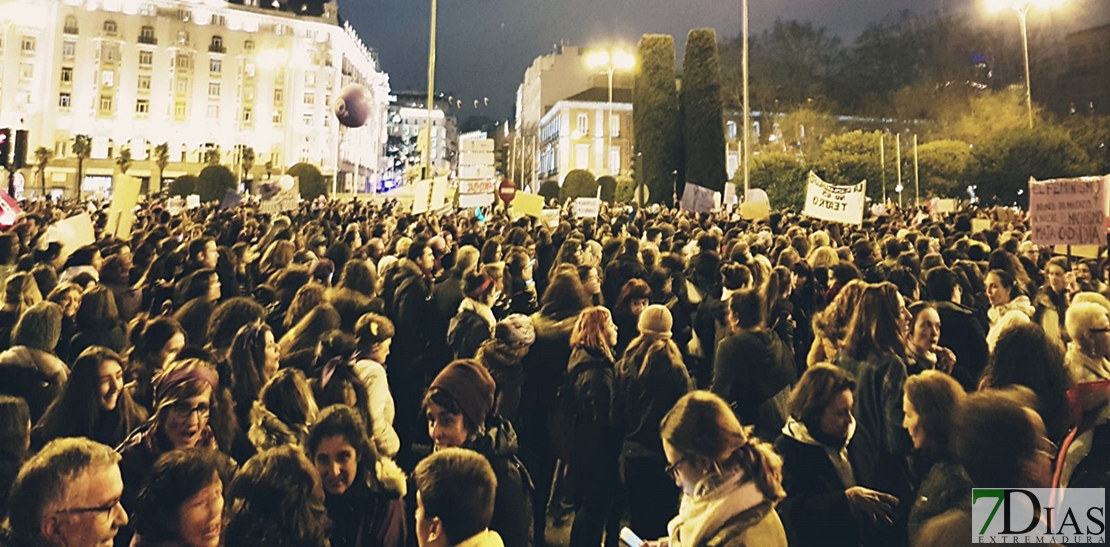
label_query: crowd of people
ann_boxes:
[0,194,1107,547]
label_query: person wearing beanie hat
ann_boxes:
[475,314,535,423]
[422,359,535,547]
[447,271,497,360]
[637,304,673,340]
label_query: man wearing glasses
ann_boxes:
[4,437,127,547]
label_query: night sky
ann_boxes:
[339,0,1109,121]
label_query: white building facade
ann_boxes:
[0,0,389,196]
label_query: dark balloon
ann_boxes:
[334,84,373,128]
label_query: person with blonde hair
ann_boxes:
[651,390,787,547]
[807,279,866,367]
[1064,301,1110,383]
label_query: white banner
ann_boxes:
[459,180,496,195]
[803,172,866,225]
[458,193,494,208]
[575,197,600,218]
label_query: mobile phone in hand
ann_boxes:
[620,527,644,547]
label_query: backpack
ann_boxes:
[547,359,612,460]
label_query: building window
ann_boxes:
[59,93,71,108]
[207,104,219,118]
[64,16,78,34]
[610,115,620,138]
[303,92,314,105]
[139,25,155,44]
[174,101,187,120]
[137,74,151,90]
[211,14,225,27]
[209,59,221,73]
[62,41,76,58]
[272,110,283,124]
[136,99,149,114]
[20,63,33,79]
[273,89,284,103]
[99,94,113,112]
[243,86,255,102]
[304,71,316,86]
[101,43,119,63]
[609,147,621,173]
[727,120,737,139]
[139,51,153,66]
[175,54,190,69]
[244,39,255,51]
[303,113,313,125]
[60,66,73,83]
[577,113,588,136]
[209,36,224,53]
[176,78,188,94]
[20,36,35,52]
[242,108,253,123]
[575,144,590,169]
[101,70,114,87]
[103,20,117,35]
[208,82,220,96]
[177,30,189,45]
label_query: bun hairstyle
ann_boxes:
[463,270,495,302]
[661,390,785,502]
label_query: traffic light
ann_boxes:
[12,130,28,169]
[0,128,10,168]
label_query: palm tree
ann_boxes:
[34,147,53,196]
[241,146,256,183]
[203,146,221,166]
[153,142,170,194]
[115,147,132,174]
[72,135,91,193]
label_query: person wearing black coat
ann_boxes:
[924,267,989,391]
[711,289,796,442]
[446,272,497,360]
[601,238,648,309]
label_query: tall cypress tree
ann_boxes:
[634,35,682,206]
[681,29,728,193]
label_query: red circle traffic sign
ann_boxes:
[498,179,517,204]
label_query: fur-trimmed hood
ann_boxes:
[370,455,408,498]
[247,401,308,452]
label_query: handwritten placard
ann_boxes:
[803,172,866,225]
[1029,176,1109,246]
[575,197,600,219]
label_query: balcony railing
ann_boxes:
[208,44,226,54]
[138,35,157,45]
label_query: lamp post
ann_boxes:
[422,0,439,180]
[586,49,635,178]
[741,0,751,195]
[986,0,1066,129]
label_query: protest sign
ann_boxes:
[1054,245,1100,259]
[49,213,95,260]
[430,177,449,210]
[934,198,957,213]
[575,197,600,218]
[186,194,201,209]
[512,192,544,218]
[680,183,715,214]
[411,180,432,215]
[1029,176,1109,247]
[541,208,561,229]
[972,218,991,233]
[740,189,771,221]
[108,174,142,238]
[459,193,493,208]
[802,172,866,225]
[0,190,20,227]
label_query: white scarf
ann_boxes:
[668,469,765,547]
[459,297,497,328]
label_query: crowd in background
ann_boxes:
[0,195,1107,547]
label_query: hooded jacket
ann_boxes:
[774,418,859,547]
[668,469,788,547]
[447,298,495,360]
[325,456,407,547]
[247,401,308,452]
[475,339,525,423]
[468,415,535,547]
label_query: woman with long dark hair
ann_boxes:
[70,284,127,360]
[612,278,651,357]
[0,272,41,350]
[32,346,148,450]
[226,445,331,547]
[46,282,82,362]
[126,316,186,411]
[505,249,538,316]
[833,282,915,534]
[248,368,318,453]
[307,404,406,547]
[228,322,280,430]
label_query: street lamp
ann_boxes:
[422,0,439,180]
[986,0,1066,128]
[586,49,635,177]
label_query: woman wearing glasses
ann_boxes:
[117,358,222,545]
[1064,301,1110,383]
[649,390,787,547]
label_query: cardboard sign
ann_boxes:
[680,183,716,214]
[971,218,991,233]
[0,189,22,227]
[260,177,300,214]
[49,213,96,260]
[1029,176,1109,247]
[803,172,866,225]
[109,174,142,239]
[575,197,600,218]
[186,194,201,209]
[934,198,958,213]
[411,180,432,215]
[541,208,561,229]
[740,189,770,221]
[430,177,449,210]
[513,192,545,218]
[1053,245,1101,259]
